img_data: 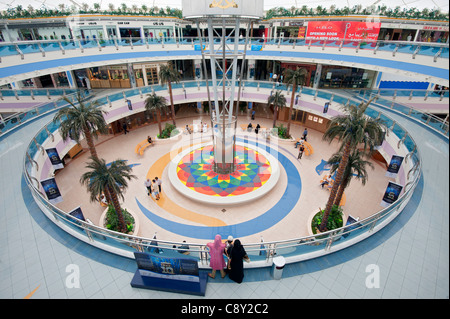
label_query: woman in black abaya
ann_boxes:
[227,239,249,284]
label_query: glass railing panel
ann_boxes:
[392,122,406,140]
[0,45,19,56]
[18,44,41,54]
[404,134,416,153]
[41,42,61,52]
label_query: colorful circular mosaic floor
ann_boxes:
[168,142,280,205]
[176,144,272,197]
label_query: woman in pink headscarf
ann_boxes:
[206,234,227,279]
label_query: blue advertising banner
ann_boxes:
[381,181,403,207]
[323,102,330,114]
[69,206,85,221]
[194,44,205,51]
[386,155,404,178]
[134,252,200,283]
[251,44,263,51]
[46,148,64,170]
[40,177,63,204]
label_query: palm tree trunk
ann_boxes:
[156,110,162,136]
[168,81,176,125]
[83,129,98,160]
[107,184,126,233]
[319,141,351,231]
[334,183,345,207]
[286,82,297,138]
[272,104,278,128]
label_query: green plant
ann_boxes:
[311,204,343,234]
[157,123,179,139]
[272,124,290,139]
[105,204,135,233]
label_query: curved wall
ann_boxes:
[1,41,448,87]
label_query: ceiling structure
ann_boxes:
[0,0,448,12]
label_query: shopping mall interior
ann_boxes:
[0,0,448,301]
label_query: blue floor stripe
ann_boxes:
[135,137,301,240]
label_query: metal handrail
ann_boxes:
[21,83,422,265]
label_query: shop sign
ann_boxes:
[306,21,381,41]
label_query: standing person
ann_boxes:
[144,179,152,196]
[251,109,256,120]
[152,179,160,200]
[227,239,249,284]
[122,122,129,134]
[206,235,226,279]
[298,144,305,159]
[302,128,308,141]
[155,177,162,193]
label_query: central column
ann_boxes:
[182,0,263,174]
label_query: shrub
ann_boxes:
[105,204,135,233]
[311,205,343,234]
[157,123,179,139]
[272,124,291,139]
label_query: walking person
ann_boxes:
[298,144,305,159]
[144,178,152,196]
[155,177,162,193]
[152,179,160,200]
[302,128,308,141]
[206,235,227,279]
[227,239,250,284]
[122,122,129,134]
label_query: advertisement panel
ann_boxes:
[40,177,63,204]
[381,182,403,208]
[134,252,200,283]
[182,0,264,19]
[385,155,404,178]
[45,148,64,170]
[306,21,380,41]
[297,26,306,39]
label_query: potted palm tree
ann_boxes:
[267,90,287,129]
[319,100,384,232]
[80,157,137,233]
[159,62,181,126]
[53,92,108,160]
[144,92,168,137]
[283,67,308,138]
[328,149,374,207]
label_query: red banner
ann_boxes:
[297,26,306,39]
[306,21,381,41]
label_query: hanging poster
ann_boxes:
[68,206,85,221]
[386,155,404,178]
[297,26,306,39]
[380,182,403,208]
[46,148,64,170]
[40,177,63,204]
[323,102,330,114]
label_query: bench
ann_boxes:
[136,139,154,155]
[320,175,333,190]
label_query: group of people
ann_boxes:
[206,234,250,284]
[144,177,162,200]
[247,123,262,134]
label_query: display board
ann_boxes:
[182,0,264,19]
[306,21,381,41]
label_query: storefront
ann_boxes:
[88,65,131,89]
[416,26,449,43]
[280,62,315,87]
[319,66,376,89]
[133,63,161,86]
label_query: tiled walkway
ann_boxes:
[0,99,448,299]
